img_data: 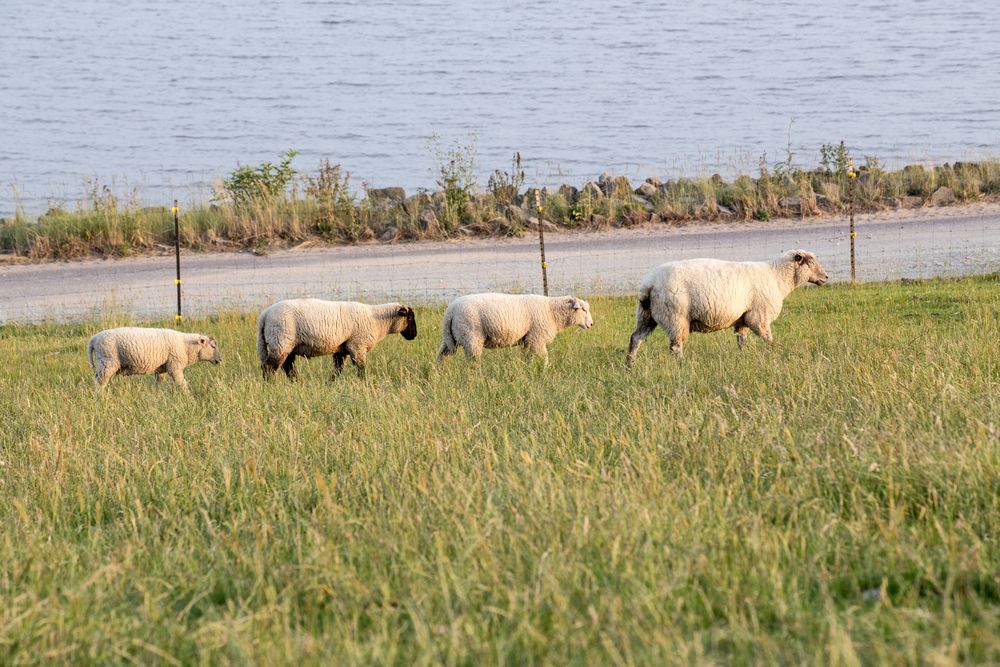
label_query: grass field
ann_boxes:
[1,276,999,664]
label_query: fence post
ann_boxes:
[534,189,549,296]
[848,160,856,285]
[173,200,182,323]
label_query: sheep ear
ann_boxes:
[397,306,409,316]
[198,337,208,346]
[794,253,804,263]
[571,300,582,310]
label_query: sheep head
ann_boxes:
[195,336,223,364]
[565,297,594,329]
[394,305,418,340]
[790,250,828,286]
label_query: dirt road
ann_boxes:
[2,204,998,322]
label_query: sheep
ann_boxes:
[257,298,416,380]
[87,327,222,390]
[436,293,594,366]
[626,249,828,365]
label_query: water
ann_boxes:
[2,0,999,216]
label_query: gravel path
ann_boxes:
[2,204,998,322]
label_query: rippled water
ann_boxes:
[2,0,999,216]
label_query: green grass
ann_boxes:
[1,276,999,664]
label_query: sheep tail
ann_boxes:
[637,283,652,315]
[257,316,268,365]
[87,339,96,370]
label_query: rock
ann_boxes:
[404,193,432,214]
[419,207,439,231]
[591,213,608,227]
[599,172,632,197]
[367,187,406,205]
[897,195,923,209]
[635,182,658,198]
[431,191,446,208]
[379,226,397,242]
[526,217,559,233]
[580,182,604,201]
[557,184,579,203]
[716,204,736,219]
[929,186,955,206]
[779,196,802,214]
[644,176,663,188]
[522,187,544,210]
[632,195,654,211]
[504,205,528,224]
[815,194,834,211]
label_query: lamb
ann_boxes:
[436,293,594,365]
[626,249,827,366]
[87,327,222,389]
[257,298,417,380]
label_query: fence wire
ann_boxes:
[1,209,997,323]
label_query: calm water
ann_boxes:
[2,0,999,216]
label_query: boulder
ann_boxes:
[814,194,834,211]
[929,186,955,206]
[403,192,432,214]
[635,182,658,198]
[598,172,632,196]
[379,226,398,242]
[897,195,923,209]
[580,181,604,201]
[779,196,802,214]
[367,187,406,206]
[716,204,736,219]
[632,195,654,211]
[591,213,608,227]
[557,184,579,203]
[522,187,544,210]
[644,176,663,188]
[526,217,559,233]
[419,207,439,231]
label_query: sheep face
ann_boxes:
[792,251,828,286]
[392,305,418,340]
[567,297,594,329]
[196,337,223,364]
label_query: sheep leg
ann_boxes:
[525,338,549,367]
[461,336,484,363]
[626,308,658,368]
[746,317,774,344]
[331,352,347,378]
[166,363,189,391]
[261,354,284,380]
[94,362,117,388]
[734,324,750,350]
[666,323,690,357]
[436,341,455,363]
[347,347,368,379]
[281,353,298,380]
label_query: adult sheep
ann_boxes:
[87,327,222,390]
[626,249,827,365]
[437,293,594,366]
[257,298,416,380]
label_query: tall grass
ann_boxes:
[3,154,999,261]
[1,276,999,663]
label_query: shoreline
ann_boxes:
[2,196,998,268]
[2,155,998,263]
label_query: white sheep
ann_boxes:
[87,327,222,389]
[257,298,417,380]
[436,293,594,365]
[626,249,827,365]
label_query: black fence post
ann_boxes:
[534,189,549,296]
[173,200,182,323]
[848,160,857,285]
